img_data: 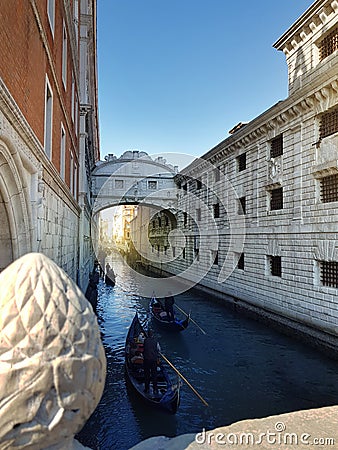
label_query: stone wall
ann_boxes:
[137,0,338,350]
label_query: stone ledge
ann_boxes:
[130,405,338,449]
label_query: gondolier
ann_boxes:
[143,329,161,394]
[124,314,181,413]
[149,296,190,332]
[164,292,175,321]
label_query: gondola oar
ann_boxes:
[174,304,206,335]
[159,352,209,407]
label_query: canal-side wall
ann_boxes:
[132,1,338,353]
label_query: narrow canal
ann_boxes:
[77,258,338,450]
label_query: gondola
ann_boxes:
[149,297,190,332]
[105,270,115,287]
[125,313,180,414]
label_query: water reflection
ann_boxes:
[77,259,338,450]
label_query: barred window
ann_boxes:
[214,168,220,182]
[213,203,220,218]
[270,135,283,158]
[320,174,338,203]
[270,187,283,210]
[237,253,244,270]
[196,208,201,221]
[238,197,246,215]
[115,179,124,189]
[182,183,187,192]
[320,261,338,288]
[319,108,338,140]
[319,27,338,61]
[148,180,157,190]
[212,250,219,265]
[237,153,246,172]
[269,255,281,277]
[196,179,202,190]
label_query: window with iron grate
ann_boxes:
[212,250,219,265]
[319,108,338,140]
[269,255,281,277]
[196,208,201,221]
[270,135,283,158]
[320,174,338,203]
[148,180,157,190]
[270,187,283,210]
[237,253,244,270]
[213,203,220,218]
[238,197,246,215]
[214,167,220,182]
[320,261,338,288]
[319,27,338,61]
[237,153,246,172]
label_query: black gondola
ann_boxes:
[105,270,115,286]
[149,297,190,332]
[125,313,180,414]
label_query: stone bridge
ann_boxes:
[91,151,179,216]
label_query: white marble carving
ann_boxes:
[0,253,106,449]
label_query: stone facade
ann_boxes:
[0,0,99,291]
[135,0,338,351]
[92,151,178,214]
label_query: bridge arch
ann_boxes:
[91,151,179,216]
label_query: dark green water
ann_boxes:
[77,260,338,449]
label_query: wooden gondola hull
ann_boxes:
[149,298,190,332]
[125,366,180,414]
[105,275,115,286]
[125,314,180,414]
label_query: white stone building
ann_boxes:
[147,0,338,351]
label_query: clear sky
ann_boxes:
[97,0,314,164]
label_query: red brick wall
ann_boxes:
[0,0,79,193]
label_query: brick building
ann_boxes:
[0,0,99,290]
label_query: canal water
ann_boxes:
[77,259,338,450]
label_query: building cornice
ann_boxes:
[273,0,338,55]
[181,60,338,177]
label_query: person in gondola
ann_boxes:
[105,263,116,286]
[105,263,111,276]
[143,329,161,394]
[85,270,99,313]
[164,292,175,321]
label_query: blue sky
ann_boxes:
[97,0,314,164]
